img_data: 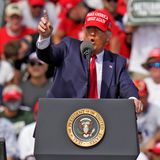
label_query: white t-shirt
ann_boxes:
[0,60,14,85]
[144,77,160,108]
[137,104,160,145]
[19,1,58,31]
[18,122,36,159]
[136,152,149,160]
[129,25,160,75]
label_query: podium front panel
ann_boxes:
[34,98,139,160]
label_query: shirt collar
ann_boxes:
[96,50,104,62]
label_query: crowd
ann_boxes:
[0,0,160,160]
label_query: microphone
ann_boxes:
[80,41,93,59]
[80,41,94,98]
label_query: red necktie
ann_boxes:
[88,55,98,98]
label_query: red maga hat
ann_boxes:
[84,9,112,32]
[28,0,45,6]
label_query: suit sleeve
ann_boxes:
[117,57,139,99]
[36,37,69,66]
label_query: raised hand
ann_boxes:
[38,10,53,39]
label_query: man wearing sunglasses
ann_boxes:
[20,52,51,111]
[142,48,160,108]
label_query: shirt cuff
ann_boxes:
[129,97,137,100]
[36,36,50,50]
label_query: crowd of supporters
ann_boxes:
[0,0,160,160]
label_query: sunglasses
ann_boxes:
[28,60,43,66]
[148,62,160,68]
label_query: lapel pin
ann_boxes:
[109,65,112,69]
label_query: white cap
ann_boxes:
[29,52,45,64]
[5,3,22,17]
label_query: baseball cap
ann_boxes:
[28,0,45,6]
[28,52,45,64]
[2,84,22,102]
[142,48,160,69]
[149,142,160,154]
[134,80,148,97]
[84,9,112,32]
[59,0,80,10]
[5,3,22,17]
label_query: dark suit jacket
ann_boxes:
[37,37,138,98]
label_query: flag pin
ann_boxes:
[109,65,112,69]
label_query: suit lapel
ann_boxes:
[101,50,114,98]
[81,53,88,77]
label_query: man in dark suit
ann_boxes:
[37,9,143,113]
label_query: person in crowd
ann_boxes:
[134,80,160,146]
[0,84,34,136]
[18,0,58,30]
[102,0,123,29]
[149,142,160,160]
[53,0,94,44]
[0,58,14,85]
[0,3,36,57]
[18,101,38,160]
[142,49,160,108]
[3,40,25,84]
[128,20,160,78]
[20,52,51,110]
[36,9,143,112]
[118,17,134,61]
[0,117,18,160]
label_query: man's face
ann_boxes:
[28,60,48,78]
[102,0,118,14]
[30,5,43,18]
[6,14,22,31]
[83,26,109,55]
[68,4,88,23]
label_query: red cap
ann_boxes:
[28,0,45,6]
[149,142,160,154]
[59,0,80,10]
[148,48,160,60]
[134,80,148,97]
[2,85,23,101]
[142,48,160,69]
[84,9,112,32]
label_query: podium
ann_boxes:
[34,98,139,160]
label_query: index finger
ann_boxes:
[43,10,49,21]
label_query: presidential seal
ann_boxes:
[67,108,105,147]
